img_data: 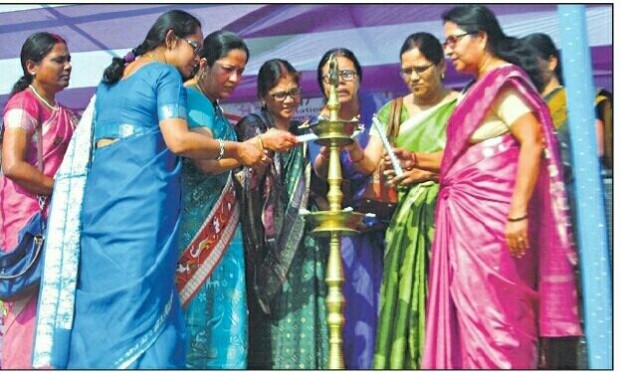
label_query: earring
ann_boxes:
[441,73,446,80]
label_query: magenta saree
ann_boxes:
[0,89,77,368]
[422,65,582,369]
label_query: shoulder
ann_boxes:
[3,89,40,117]
[135,62,183,87]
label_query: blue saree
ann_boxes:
[176,87,247,369]
[34,63,188,369]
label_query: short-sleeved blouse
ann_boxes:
[93,62,187,142]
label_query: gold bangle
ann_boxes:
[256,135,265,151]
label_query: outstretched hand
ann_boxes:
[261,128,299,152]
[238,140,272,168]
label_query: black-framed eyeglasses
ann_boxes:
[183,38,203,56]
[443,32,476,49]
[321,69,357,84]
[270,87,301,101]
[400,64,434,79]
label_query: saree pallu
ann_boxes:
[0,89,77,369]
[236,112,328,369]
[67,128,185,368]
[423,65,581,369]
[373,97,456,369]
[177,88,247,369]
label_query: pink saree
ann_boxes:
[0,88,77,368]
[422,65,582,369]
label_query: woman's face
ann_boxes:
[442,21,482,75]
[29,42,72,93]
[171,28,203,79]
[263,74,301,123]
[400,47,445,101]
[203,48,248,100]
[320,55,360,105]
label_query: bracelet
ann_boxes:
[215,138,225,161]
[256,135,265,151]
[507,214,528,222]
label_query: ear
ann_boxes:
[25,59,38,77]
[477,31,488,51]
[548,55,558,73]
[164,29,177,49]
[199,57,208,70]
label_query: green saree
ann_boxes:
[373,97,457,369]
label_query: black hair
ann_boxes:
[442,5,545,92]
[317,48,362,98]
[11,32,67,97]
[522,32,564,85]
[257,58,299,99]
[102,9,201,85]
[400,32,444,65]
[201,30,249,67]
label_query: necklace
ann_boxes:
[29,84,58,111]
[193,81,207,97]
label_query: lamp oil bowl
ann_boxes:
[301,208,365,236]
[308,118,362,147]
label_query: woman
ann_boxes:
[32,10,265,369]
[178,33,297,369]
[236,59,329,369]
[311,48,382,369]
[0,32,76,369]
[353,33,458,369]
[420,6,582,369]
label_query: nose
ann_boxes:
[410,70,421,80]
[229,71,241,83]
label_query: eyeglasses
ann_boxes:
[400,64,434,79]
[443,32,476,49]
[321,69,357,84]
[270,87,301,101]
[182,38,203,56]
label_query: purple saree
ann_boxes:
[422,65,582,369]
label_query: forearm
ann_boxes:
[413,151,443,172]
[508,142,542,217]
[2,161,53,195]
[348,143,379,176]
[193,158,241,175]
[169,130,242,161]
[313,153,328,179]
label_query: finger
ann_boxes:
[391,174,408,186]
[384,169,396,177]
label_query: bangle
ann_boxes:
[507,214,528,222]
[215,138,225,161]
[256,135,265,151]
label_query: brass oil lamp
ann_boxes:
[303,55,365,369]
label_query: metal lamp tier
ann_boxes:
[303,55,365,369]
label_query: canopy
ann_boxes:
[0,4,612,113]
